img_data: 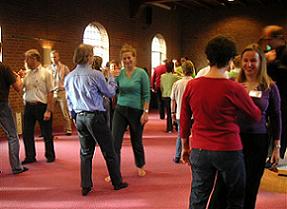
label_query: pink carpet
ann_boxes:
[0,112,286,209]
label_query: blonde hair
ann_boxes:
[73,44,93,64]
[25,49,41,61]
[182,60,195,76]
[237,43,273,89]
[120,44,136,58]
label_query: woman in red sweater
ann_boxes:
[180,36,261,209]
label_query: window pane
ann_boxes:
[151,34,166,72]
[83,22,109,67]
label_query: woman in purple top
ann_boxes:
[209,43,281,209]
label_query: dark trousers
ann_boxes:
[76,111,122,188]
[156,90,165,119]
[112,105,145,168]
[190,149,245,209]
[208,134,269,209]
[162,97,172,132]
[280,104,287,158]
[23,103,55,161]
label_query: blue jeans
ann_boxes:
[208,133,269,209]
[189,149,246,209]
[0,102,23,172]
[175,119,182,159]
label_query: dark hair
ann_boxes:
[165,61,174,73]
[205,35,237,68]
[91,56,103,71]
[263,25,285,39]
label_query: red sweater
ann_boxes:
[180,77,261,151]
[151,64,167,90]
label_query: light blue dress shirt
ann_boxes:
[64,64,117,113]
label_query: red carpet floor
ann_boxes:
[0,112,286,209]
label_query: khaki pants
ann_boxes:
[54,91,72,133]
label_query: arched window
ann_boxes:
[83,22,109,67]
[151,34,166,75]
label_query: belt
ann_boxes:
[77,110,102,115]
[26,101,45,105]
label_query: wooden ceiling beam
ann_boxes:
[143,0,181,3]
[129,0,144,18]
[185,0,214,9]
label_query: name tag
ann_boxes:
[249,90,262,98]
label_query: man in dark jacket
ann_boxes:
[262,25,287,159]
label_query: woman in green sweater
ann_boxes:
[112,44,150,177]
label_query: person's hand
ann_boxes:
[102,67,110,78]
[182,149,191,166]
[43,111,51,121]
[110,67,121,77]
[270,146,280,168]
[265,50,276,63]
[17,69,26,78]
[172,113,176,123]
[140,112,149,125]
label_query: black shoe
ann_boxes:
[173,157,180,164]
[13,167,29,174]
[46,158,55,163]
[81,187,91,196]
[22,158,36,165]
[114,182,128,190]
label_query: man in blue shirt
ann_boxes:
[64,44,128,196]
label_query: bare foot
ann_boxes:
[138,168,146,177]
[104,176,111,182]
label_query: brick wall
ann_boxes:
[0,1,286,137]
[0,0,182,137]
[181,5,287,70]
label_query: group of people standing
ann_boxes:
[64,43,150,195]
[1,24,286,208]
[179,25,286,209]
[1,42,150,197]
[0,48,71,174]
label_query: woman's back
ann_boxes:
[181,77,261,151]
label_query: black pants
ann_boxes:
[76,111,123,188]
[112,105,145,168]
[208,133,269,209]
[280,104,287,158]
[162,97,172,132]
[23,103,55,161]
[156,90,165,119]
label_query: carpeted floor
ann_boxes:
[0,112,286,209]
